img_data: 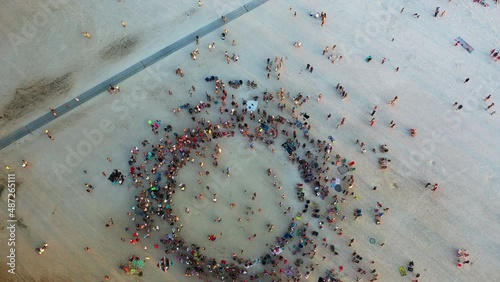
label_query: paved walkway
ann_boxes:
[0,0,269,151]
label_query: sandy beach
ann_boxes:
[0,0,499,281]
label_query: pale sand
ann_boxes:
[1,0,500,281]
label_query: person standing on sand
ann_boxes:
[483,94,491,102]
[485,103,495,111]
[336,117,346,128]
[389,96,398,106]
[317,93,323,102]
[371,105,377,116]
[434,7,440,17]
[105,218,113,227]
[432,183,439,191]
[464,77,470,83]
[85,183,94,193]
[323,46,329,55]
[45,129,54,140]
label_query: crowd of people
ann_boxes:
[78,3,495,282]
[115,63,413,280]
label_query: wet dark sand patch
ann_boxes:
[1,73,73,123]
[99,35,139,62]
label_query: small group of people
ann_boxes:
[107,84,120,94]
[336,83,348,99]
[457,249,471,267]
